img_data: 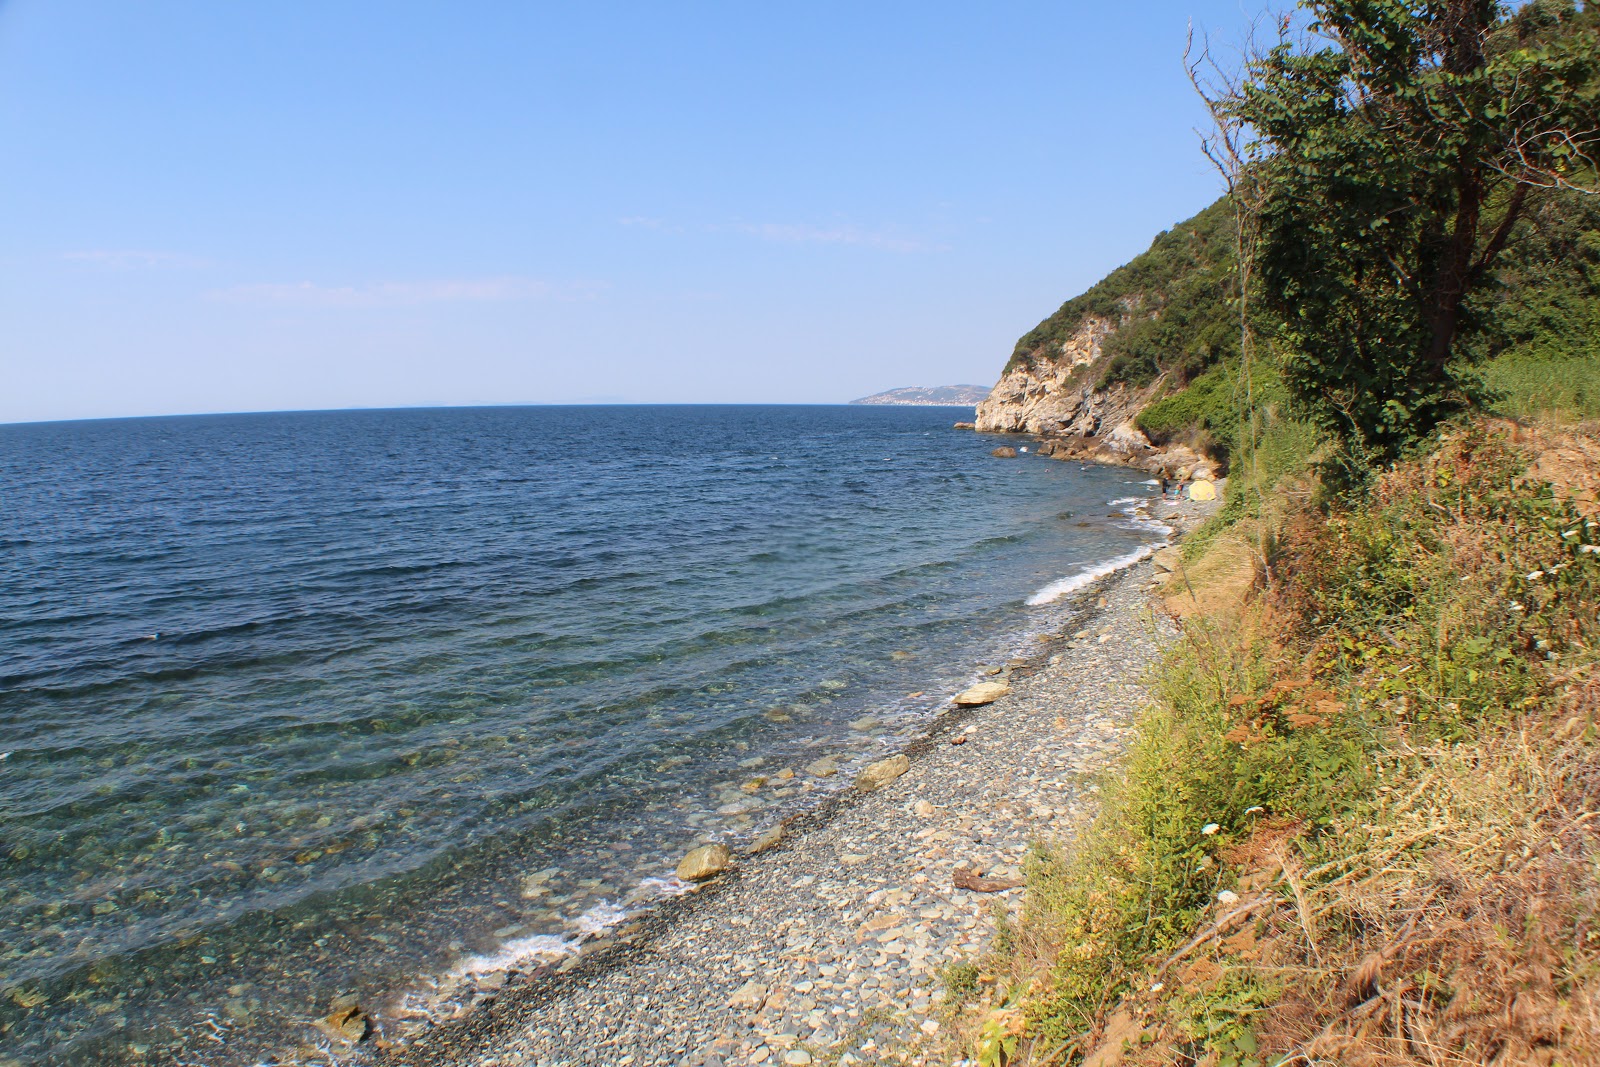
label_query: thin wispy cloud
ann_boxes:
[734,222,942,253]
[62,249,210,269]
[619,216,945,253]
[211,276,602,308]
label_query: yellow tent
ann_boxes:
[1187,479,1217,501]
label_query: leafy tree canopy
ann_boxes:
[1225,0,1600,473]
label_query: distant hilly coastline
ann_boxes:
[849,385,989,406]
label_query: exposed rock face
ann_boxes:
[974,316,1215,478]
[975,319,1145,436]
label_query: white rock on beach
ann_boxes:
[855,755,910,792]
[953,681,1010,706]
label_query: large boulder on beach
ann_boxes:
[954,681,1010,706]
[676,843,732,882]
[855,754,910,792]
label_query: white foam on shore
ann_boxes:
[450,932,576,976]
[1108,495,1175,539]
[445,873,693,979]
[1026,543,1168,606]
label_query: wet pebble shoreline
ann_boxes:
[379,499,1208,1067]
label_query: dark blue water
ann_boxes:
[0,405,1164,1064]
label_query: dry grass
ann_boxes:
[971,420,1600,1067]
[1252,698,1600,1066]
[1162,535,1259,623]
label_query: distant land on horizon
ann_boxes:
[849,385,990,407]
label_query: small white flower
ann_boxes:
[1565,529,1580,539]
[1582,545,1600,555]
[1527,571,1545,581]
[1511,602,1526,611]
[1216,889,1240,905]
[1150,982,1165,993]
[1244,806,1265,815]
[1201,823,1221,835]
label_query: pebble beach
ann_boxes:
[376,495,1217,1067]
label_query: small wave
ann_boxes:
[449,932,575,976]
[445,875,688,978]
[1026,543,1169,606]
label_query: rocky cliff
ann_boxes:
[973,318,1214,478]
[971,199,1236,481]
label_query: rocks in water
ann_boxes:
[912,799,937,817]
[1187,479,1218,501]
[676,844,732,882]
[855,755,910,792]
[748,825,784,854]
[847,715,878,732]
[317,996,371,1044]
[953,422,975,430]
[991,446,1018,458]
[954,681,1010,706]
[804,757,839,778]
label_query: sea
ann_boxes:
[0,405,1168,1065]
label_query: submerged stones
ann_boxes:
[804,757,839,778]
[316,996,371,1044]
[676,844,732,882]
[854,755,910,793]
[954,681,1010,707]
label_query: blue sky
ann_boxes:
[0,1,1254,423]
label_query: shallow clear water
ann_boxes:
[0,405,1162,1064]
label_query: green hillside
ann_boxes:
[1006,198,1237,388]
[1008,185,1600,452]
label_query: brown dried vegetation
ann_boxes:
[974,422,1600,1067]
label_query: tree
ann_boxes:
[1223,0,1600,478]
